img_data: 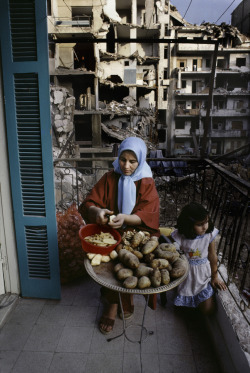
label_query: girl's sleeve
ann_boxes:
[210,227,219,243]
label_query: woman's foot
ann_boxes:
[118,294,134,320]
[99,303,118,334]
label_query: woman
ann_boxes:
[79,137,160,334]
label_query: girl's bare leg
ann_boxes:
[198,296,216,315]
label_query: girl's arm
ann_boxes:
[208,240,227,291]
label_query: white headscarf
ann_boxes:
[112,137,152,215]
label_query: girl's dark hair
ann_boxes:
[177,202,214,239]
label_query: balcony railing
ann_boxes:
[54,157,250,322]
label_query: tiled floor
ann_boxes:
[0,274,222,373]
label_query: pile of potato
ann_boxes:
[87,230,187,290]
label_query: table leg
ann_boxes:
[107,293,154,343]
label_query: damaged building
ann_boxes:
[47,0,250,162]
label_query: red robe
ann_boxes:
[79,170,160,236]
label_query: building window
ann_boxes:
[124,61,130,66]
[175,120,185,129]
[231,121,243,130]
[182,80,186,88]
[234,100,244,109]
[214,100,224,109]
[164,46,168,59]
[192,81,197,93]
[163,88,168,101]
[177,59,187,70]
[163,68,168,79]
[205,58,211,68]
[217,59,226,69]
[71,7,92,26]
[193,59,197,71]
[236,58,246,67]
[165,27,171,36]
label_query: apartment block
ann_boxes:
[47,0,250,160]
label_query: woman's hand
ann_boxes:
[211,274,227,291]
[108,213,142,229]
[89,206,114,225]
[108,213,125,229]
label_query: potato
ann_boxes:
[114,263,124,273]
[87,253,96,260]
[150,268,161,287]
[170,258,187,279]
[141,238,159,255]
[154,247,180,263]
[101,255,111,263]
[117,268,134,281]
[123,245,143,259]
[109,214,116,223]
[118,249,140,269]
[110,250,118,260]
[144,253,155,264]
[116,243,123,253]
[150,258,169,269]
[138,276,151,289]
[123,276,138,289]
[158,243,177,252]
[131,231,145,248]
[135,264,153,278]
[91,254,102,266]
[161,269,170,285]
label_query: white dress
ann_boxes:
[171,228,219,307]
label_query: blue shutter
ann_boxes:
[0,0,61,299]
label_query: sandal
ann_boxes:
[99,316,115,335]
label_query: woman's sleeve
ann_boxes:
[133,178,160,233]
[78,173,111,222]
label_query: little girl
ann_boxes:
[171,202,227,314]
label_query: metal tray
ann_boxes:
[84,254,189,295]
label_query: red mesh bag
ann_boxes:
[56,203,86,284]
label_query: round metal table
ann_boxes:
[84,255,189,342]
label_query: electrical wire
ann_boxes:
[214,0,237,24]
[183,0,193,20]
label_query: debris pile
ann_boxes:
[50,86,76,157]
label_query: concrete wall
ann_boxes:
[0,56,19,295]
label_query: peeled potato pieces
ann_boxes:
[141,237,159,255]
[170,258,187,279]
[123,276,138,289]
[84,232,117,246]
[118,249,140,269]
[91,254,102,266]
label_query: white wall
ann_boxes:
[0,58,20,294]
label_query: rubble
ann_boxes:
[50,86,77,158]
